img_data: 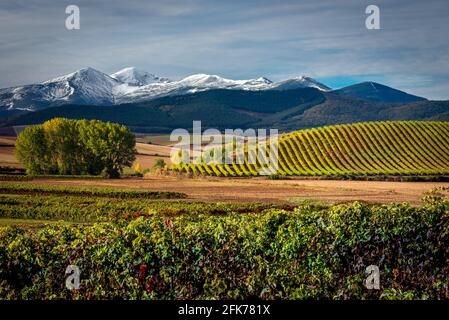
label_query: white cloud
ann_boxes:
[0,0,449,99]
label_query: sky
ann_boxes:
[0,0,449,99]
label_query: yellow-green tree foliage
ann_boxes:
[16,118,136,177]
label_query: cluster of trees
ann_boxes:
[16,118,136,178]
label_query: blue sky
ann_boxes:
[1,0,449,99]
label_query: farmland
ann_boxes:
[172,121,449,177]
[0,177,446,205]
[2,0,449,304]
[0,183,448,299]
[0,120,449,300]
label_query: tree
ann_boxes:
[153,159,166,170]
[15,125,50,175]
[42,118,83,174]
[79,120,136,178]
[15,118,136,178]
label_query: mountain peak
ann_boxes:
[335,82,426,103]
[43,67,115,84]
[110,67,170,86]
[256,77,273,84]
[179,74,228,85]
[271,76,331,91]
[78,66,97,73]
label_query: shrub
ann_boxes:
[133,163,142,174]
[152,159,166,171]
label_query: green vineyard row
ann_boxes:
[171,121,449,176]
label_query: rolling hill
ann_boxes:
[0,88,326,131]
[172,121,449,177]
[334,82,426,103]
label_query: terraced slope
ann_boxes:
[171,121,449,176]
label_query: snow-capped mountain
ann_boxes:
[0,67,331,111]
[110,67,171,86]
[177,74,272,89]
[44,67,119,105]
[113,73,277,104]
[0,67,119,110]
[271,76,331,91]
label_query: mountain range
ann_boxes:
[0,67,333,111]
[1,67,447,133]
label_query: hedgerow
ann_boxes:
[0,175,32,181]
[0,194,277,222]
[1,200,448,299]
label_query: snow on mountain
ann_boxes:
[113,73,277,104]
[0,67,119,110]
[0,67,331,110]
[177,74,271,89]
[43,67,120,105]
[110,67,171,86]
[270,76,331,91]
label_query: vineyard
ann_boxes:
[171,121,449,177]
[1,173,448,300]
[1,191,449,299]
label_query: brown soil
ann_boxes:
[9,176,447,205]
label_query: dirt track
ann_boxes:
[13,176,448,205]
